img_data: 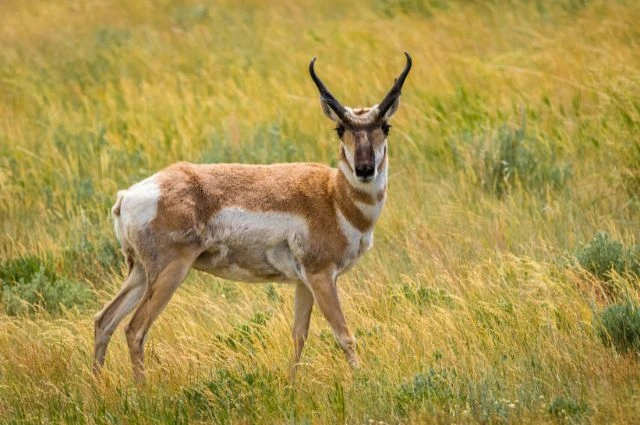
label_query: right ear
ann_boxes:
[321,101,341,122]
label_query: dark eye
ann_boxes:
[382,123,391,135]
[335,125,345,138]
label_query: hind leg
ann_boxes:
[93,261,147,374]
[124,249,197,381]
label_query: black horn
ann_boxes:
[377,52,412,119]
[309,57,350,123]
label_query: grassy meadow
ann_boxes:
[1,0,640,423]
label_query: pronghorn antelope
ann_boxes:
[93,53,412,380]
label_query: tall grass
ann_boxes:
[1,0,639,423]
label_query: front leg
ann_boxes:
[305,268,359,368]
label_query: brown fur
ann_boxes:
[152,161,356,274]
[334,170,375,232]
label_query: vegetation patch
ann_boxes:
[0,255,94,316]
[184,368,279,423]
[395,368,457,416]
[402,283,454,311]
[61,232,121,285]
[450,115,571,197]
[598,302,640,354]
[215,311,273,354]
[576,232,640,282]
[548,395,590,422]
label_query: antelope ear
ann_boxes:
[321,101,341,121]
[382,97,400,119]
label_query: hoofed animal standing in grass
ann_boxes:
[93,53,412,381]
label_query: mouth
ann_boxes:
[356,174,375,183]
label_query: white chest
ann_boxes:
[335,209,375,274]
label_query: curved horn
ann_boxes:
[309,57,350,122]
[377,52,412,119]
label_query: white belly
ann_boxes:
[193,208,308,283]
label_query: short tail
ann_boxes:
[112,190,137,271]
[112,190,127,217]
[112,190,127,246]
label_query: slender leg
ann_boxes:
[290,282,314,380]
[306,269,359,368]
[93,263,147,374]
[124,253,195,382]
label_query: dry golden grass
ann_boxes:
[1,0,639,423]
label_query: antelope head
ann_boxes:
[310,52,412,183]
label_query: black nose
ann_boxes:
[355,164,375,179]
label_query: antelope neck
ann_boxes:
[334,156,387,232]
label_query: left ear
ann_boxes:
[321,101,341,122]
[382,97,400,119]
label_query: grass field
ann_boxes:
[1,0,640,423]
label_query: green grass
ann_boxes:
[1,0,640,423]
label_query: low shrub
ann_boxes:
[0,255,94,316]
[184,368,278,422]
[0,255,57,286]
[395,368,456,416]
[61,233,121,284]
[548,395,590,422]
[450,115,571,197]
[576,232,640,281]
[598,302,640,354]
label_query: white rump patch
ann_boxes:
[115,175,161,244]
